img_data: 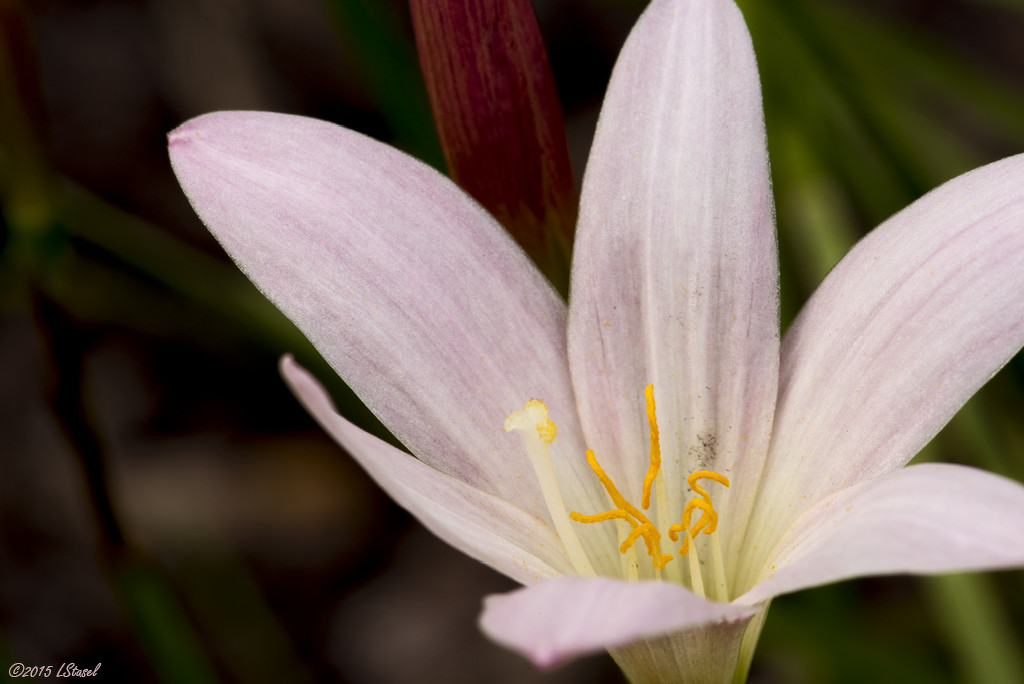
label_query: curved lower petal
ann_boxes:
[282,356,572,584]
[567,0,778,571]
[479,575,755,669]
[739,464,1024,605]
[744,153,1024,573]
[169,111,586,519]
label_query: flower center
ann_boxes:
[504,385,729,595]
[568,385,729,591]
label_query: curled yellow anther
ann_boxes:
[669,470,730,556]
[687,470,730,500]
[668,499,713,541]
[570,449,672,569]
[640,384,661,510]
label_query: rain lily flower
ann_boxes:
[168,0,1024,680]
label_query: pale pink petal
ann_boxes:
[738,464,1024,605]
[282,356,573,583]
[479,575,756,668]
[742,153,1024,577]
[169,111,587,520]
[567,0,778,572]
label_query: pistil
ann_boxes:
[504,399,596,576]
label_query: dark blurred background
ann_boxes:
[2,0,1024,682]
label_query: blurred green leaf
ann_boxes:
[115,557,220,684]
[924,573,1024,684]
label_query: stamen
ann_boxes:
[668,470,730,557]
[709,531,729,602]
[640,384,660,509]
[616,519,639,581]
[687,529,706,597]
[669,498,716,554]
[654,473,682,583]
[570,450,673,569]
[504,399,595,576]
[687,470,730,502]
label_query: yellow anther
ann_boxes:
[570,450,673,569]
[687,470,730,499]
[668,499,717,554]
[570,509,633,525]
[578,450,641,521]
[640,384,660,510]
[668,499,713,541]
[669,470,730,556]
